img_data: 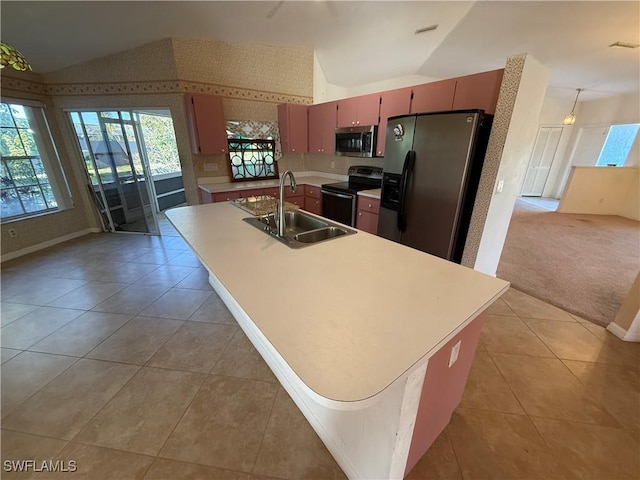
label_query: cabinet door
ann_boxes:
[263,187,279,198]
[356,210,379,234]
[304,185,321,199]
[336,97,359,128]
[304,197,322,215]
[213,191,241,202]
[308,104,324,153]
[185,93,228,155]
[338,94,381,127]
[278,104,308,153]
[358,196,380,214]
[452,69,504,114]
[410,80,456,114]
[287,195,305,207]
[200,188,213,204]
[321,101,337,153]
[377,88,412,156]
[356,93,381,126]
[240,188,264,198]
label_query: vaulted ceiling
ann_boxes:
[2,1,639,100]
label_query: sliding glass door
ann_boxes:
[70,111,160,235]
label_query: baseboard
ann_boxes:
[1,227,101,263]
[606,322,640,342]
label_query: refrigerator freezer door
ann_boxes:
[400,112,480,260]
[377,205,401,242]
[382,115,417,174]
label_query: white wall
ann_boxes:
[312,53,439,103]
[551,92,640,197]
[535,94,581,198]
[313,53,347,104]
[343,75,439,98]
[557,166,640,221]
[473,55,550,276]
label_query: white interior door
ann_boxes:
[521,126,563,196]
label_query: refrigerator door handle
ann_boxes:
[397,150,416,232]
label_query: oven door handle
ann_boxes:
[320,189,353,200]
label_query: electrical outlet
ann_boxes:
[8,228,18,238]
[449,340,461,367]
[330,161,335,169]
[496,180,504,193]
[204,162,219,172]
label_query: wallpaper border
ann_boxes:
[2,76,313,105]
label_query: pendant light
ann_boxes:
[0,42,32,71]
[563,88,583,125]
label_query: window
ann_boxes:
[596,123,640,166]
[226,120,281,182]
[228,139,278,181]
[1,100,71,221]
[137,110,181,177]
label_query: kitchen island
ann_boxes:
[166,203,509,479]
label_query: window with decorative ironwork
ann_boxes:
[227,138,278,181]
[226,120,281,182]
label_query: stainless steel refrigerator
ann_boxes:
[377,110,493,263]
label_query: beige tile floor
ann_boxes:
[1,218,639,479]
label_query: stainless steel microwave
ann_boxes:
[335,125,377,157]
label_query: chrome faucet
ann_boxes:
[275,170,297,237]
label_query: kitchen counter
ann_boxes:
[166,203,508,478]
[358,188,381,199]
[198,174,344,194]
[167,202,506,402]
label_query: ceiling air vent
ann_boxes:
[608,41,640,49]
[414,25,438,35]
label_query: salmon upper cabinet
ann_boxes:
[277,104,308,154]
[337,94,381,128]
[452,69,504,115]
[185,93,228,155]
[410,79,456,114]
[376,88,412,157]
[308,101,337,154]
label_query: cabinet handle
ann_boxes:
[358,212,362,216]
[351,121,355,125]
[356,121,360,125]
[292,148,296,152]
[368,203,372,208]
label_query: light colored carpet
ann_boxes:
[496,198,640,326]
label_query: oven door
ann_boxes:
[321,189,356,226]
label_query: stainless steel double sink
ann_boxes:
[243,210,356,248]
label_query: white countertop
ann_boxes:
[358,188,381,199]
[198,174,345,194]
[166,203,508,403]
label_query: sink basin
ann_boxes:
[243,210,356,248]
[294,227,350,243]
[278,210,329,234]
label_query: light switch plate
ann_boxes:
[449,340,461,367]
[496,180,504,193]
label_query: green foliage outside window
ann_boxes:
[1,102,58,219]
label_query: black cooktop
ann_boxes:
[321,166,382,195]
[321,181,376,195]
